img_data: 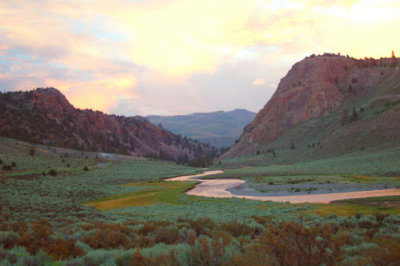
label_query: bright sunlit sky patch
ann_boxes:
[0,0,399,115]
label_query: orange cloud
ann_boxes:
[1,0,400,115]
[94,0,259,76]
[45,74,138,112]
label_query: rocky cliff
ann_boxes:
[223,53,400,159]
[0,88,217,161]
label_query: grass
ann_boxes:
[309,203,400,216]
[1,136,400,222]
[309,196,400,216]
[215,145,400,177]
[0,137,203,223]
[333,195,400,207]
[88,181,196,210]
[209,147,400,196]
[3,137,400,265]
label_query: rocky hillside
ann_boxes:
[0,88,217,162]
[147,109,256,148]
[223,53,400,159]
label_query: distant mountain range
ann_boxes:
[147,109,256,148]
[0,88,217,162]
[223,53,400,160]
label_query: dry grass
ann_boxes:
[309,203,400,216]
[88,181,196,210]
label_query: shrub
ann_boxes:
[131,250,178,266]
[48,169,57,177]
[83,249,116,266]
[29,146,35,156]
[0,159,2,164]
[2,165,12,171]
[252,216,272,225]
[138,222,157,236]
[359,221,375,229]
[374,213,389,223]
[179,228,196,246]
[155,227,179,244]
[0,231,19,249]
[0,250,17,264]
[83,166,89,171]
[44,238,86,260]
[363,237,400,265]
[290,142,295,150]
[186,218,215,237]
[182,235,231,266]
[232,222,348,266]
[136,235,155,248]
[220,222,253,238]
[11,162,16,168]
[18,220,53,255]
[83,228,130,250]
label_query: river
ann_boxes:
[166,170,400,204]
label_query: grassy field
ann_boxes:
[1,137,400,265]
[88,181,196,210]
[210,146,400,197]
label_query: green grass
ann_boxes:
[212,147,400,192]
[0,137,203,223]
[309,202,400,216]
[217,145,400,175]
[2,136,400,223]
[88,181,196,210]
[3,137,400,265]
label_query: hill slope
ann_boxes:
[223,53,400,160]
[0,88,217,162]
[147,109,256,148]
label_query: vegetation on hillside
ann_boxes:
[0,88,218,164]
[1,137,400,264]
[147,109,256,148]
[225,53,400,160]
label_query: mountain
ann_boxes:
[147,109,256,148]
[0,88,217,162]
[222,53,400,160]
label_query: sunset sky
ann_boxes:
[1,0,399,116]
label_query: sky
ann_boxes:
[0,0,399,116]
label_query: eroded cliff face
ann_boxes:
[223,54,399,158]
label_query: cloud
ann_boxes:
[1,0,400,115]
[46,72,138,112]
[252,78,265,86]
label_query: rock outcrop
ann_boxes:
[223,53,400,158]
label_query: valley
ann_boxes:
[1,54,400,265]
[166,170,400,204]
[1,134,400,264]
[147,109,256,148]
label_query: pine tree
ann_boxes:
[351,107,358,122]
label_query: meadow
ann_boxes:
[1,137,400,265]
[212,146,400,196]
